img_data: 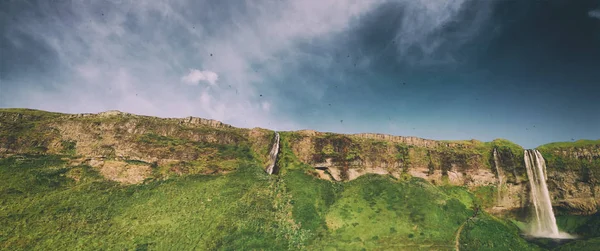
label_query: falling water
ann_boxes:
[524,150,572,239]
[493,148,504,202]
[265,132,280,175]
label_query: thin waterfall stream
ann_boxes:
[493,148,504,203]
[265,132,280,175]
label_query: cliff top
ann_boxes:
[0,108,596,150]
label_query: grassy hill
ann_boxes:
[2,108,600,250]
[0,153,539,250]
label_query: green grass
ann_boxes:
[554,237,600,251]
[536,140,600,184]
[459,215,540,251]
[555,213,600,239]
[0,155,72,194]
[488,138,524,153]
[472,185,497,208]
[442,186,476,208]
[0,108,64,120]
[555,215,592,234]
[537,139,600,150]
[551,213,600,251]
[0,155,298,250]
[276,132,305,172]
[2,110,586,250]
[0,118,61,154]
[282,170,340,239]
[60,140,77,155]
[0,153,544,250]
[312,176,469,250]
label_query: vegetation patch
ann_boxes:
[60,140,77,155]
[538,140,600,150]
[472,185,497,209]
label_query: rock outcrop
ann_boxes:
[0,109,273,184]
[352,133,442,148]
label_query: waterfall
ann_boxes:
[265,132,280,175]
[493,148,504,202]
[523,150,572,239]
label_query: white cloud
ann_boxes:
[589,9,600,20]
[261,101,271,112]
[76,64,101,81]
[181,69,218,86]
[392,0,493,65]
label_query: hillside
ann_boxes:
[0,108,276,182]
[1,108,599,250]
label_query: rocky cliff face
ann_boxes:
[281,130,600,216]
[1,108,598,216]
[282,130,530,213]
[538,142,600,215]
[0,109,274,184]
[285,130,518,183]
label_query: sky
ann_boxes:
[1,0,599,148]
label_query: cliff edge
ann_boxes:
[1,108,598,215]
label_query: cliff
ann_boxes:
[538,141,600,215]
[0,108,275,184]
[281,130,600,216]
[281,130,529,213]
[1,108,598,215]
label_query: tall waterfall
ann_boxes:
[524,150,571,239]
[265,132,280,175]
